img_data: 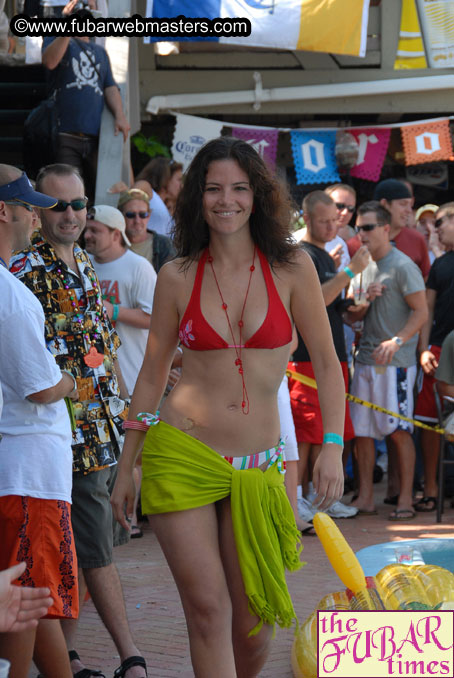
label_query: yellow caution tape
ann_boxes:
[285,368,445,435]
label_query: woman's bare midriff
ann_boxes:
[160,345,291,457]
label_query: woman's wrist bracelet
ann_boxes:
[343,266,355,280]
[123,411,160,432]
[112,304,120,322]
[323,432,344,447]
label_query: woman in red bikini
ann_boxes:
[111,137,345,678]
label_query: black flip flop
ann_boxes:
[414,496,437,512]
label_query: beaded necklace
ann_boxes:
[54,253,105,368]
[207,247,256,415]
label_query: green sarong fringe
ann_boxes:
[142,421,303,635]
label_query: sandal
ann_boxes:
[414,496,437,512]
[388,508,416,522]
[69,650,105,678]
[113,656,147,678]
[130,525,143,539]
[301,524,316,536]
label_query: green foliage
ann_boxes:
[131,133,171,159]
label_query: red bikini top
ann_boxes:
[178,248,292,351]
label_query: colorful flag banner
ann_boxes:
[349,128,391,182]
[145,0,369,57]
[401,118,453,165]
[290,130,340,185]
[416,0,454,68]
[231,127,279,168]
[171,113,224,170]
[394,0,427,69]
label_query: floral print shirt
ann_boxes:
[10,235,128,474]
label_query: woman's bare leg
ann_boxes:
[33,618,72,678]
[149,504,237,678]
[0,628,36,678]
[217,497,273,678]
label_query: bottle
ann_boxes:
[376,564,432,610]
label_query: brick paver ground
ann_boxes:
[29,478,454,677]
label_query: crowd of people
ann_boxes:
[1,133,454,678]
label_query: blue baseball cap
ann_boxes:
[0,172,57,209]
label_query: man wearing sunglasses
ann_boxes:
[117,188,176,274]
[10,164,147,678]
[288,191,370,520]
[347,201,428,522]
[0,165,80,677]
[413,203,454,514]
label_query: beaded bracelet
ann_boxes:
[323,432,343,446]
[112,304,120,322]
[343,266,355,280]
[123,411,160,432]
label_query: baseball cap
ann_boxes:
[373,179,412,202]
[0,171,57,208]
[88,205,131,247]
[415,204,438,221]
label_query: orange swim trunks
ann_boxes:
[0,495,79,619]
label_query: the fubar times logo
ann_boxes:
[317,611,454,678]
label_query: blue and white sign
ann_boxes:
[290,130,340,185]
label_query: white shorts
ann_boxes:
[277,375,299,462]
[350,363,417,440]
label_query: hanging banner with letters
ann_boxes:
[231,127,279,168]
[349,128,391,182]
[290,130,340,185]
[401,118,453,165]
[171,113,224,171]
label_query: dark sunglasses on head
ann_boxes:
[124,211,149,219]
[335,202,355,213]
[51,198,88,212]
[4,199,35,212]
[355,223,380,233]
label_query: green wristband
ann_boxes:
[343,266,355,280]
[112,304,119,322]
[323,432,343,446]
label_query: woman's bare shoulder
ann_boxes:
[273,248,316,282]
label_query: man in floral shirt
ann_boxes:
[11,164,147,678]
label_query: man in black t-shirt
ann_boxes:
[288,190,369,519]
[414,202,454,512]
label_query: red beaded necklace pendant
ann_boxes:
[208,247,257,415]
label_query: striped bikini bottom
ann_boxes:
[223,438,286,473]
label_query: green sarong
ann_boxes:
[142,420,303,635]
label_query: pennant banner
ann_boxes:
[231,127,279,168]
[290,130,340,185]
[171,113,224,170]
[145,0,369,57]
[394,0,427,69]
[401,118,453,165]
[416,0,454,68]
[349,128,391,182]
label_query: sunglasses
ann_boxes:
[434,217,445,229]
[355,223,380,233]
[335,202,355,214]
[51,198,88,212]
[4,199,35,212]
[124,211,149,219]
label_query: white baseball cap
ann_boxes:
[88,205,131,247]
